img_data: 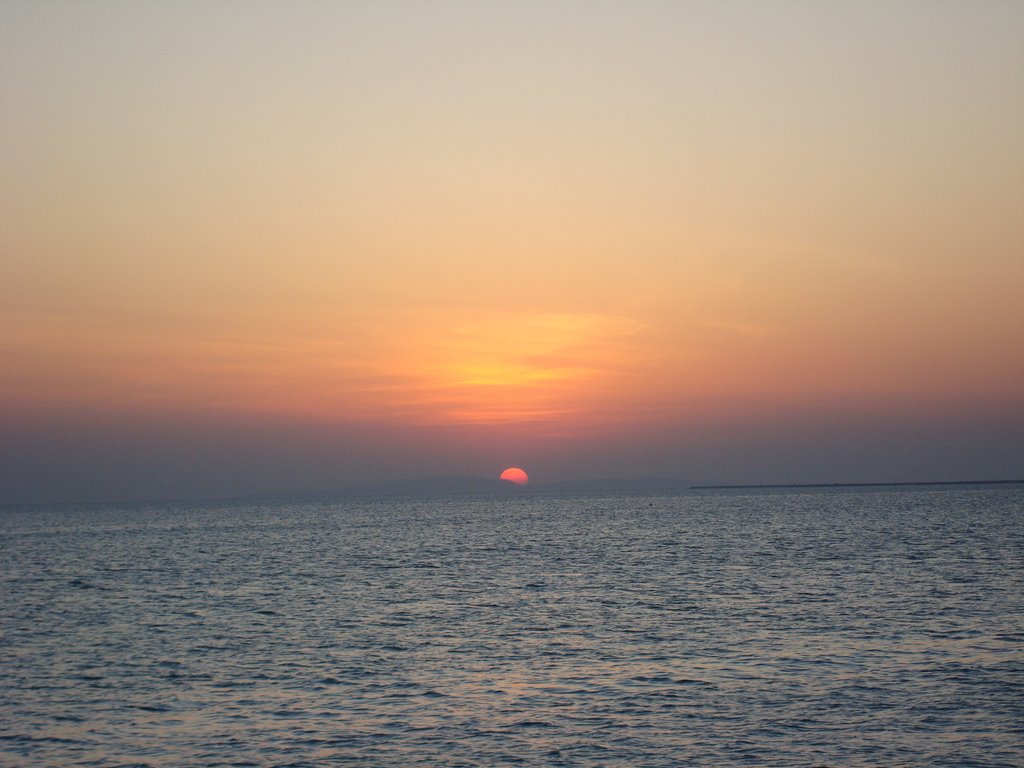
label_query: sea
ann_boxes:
[1,486,1022,767]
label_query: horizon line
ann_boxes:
[690,479,1024,490]
[3,477,1023,509]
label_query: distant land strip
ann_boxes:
[690,479,1024,490]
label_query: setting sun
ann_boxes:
[499,467,529,486]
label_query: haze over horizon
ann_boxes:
[3,2,1023,504]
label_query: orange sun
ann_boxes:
[499,467,529,485]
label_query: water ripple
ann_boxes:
[1,488,1022,766]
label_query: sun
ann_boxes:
[499,467,529,485]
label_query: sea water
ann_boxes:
[2,488,1022,766]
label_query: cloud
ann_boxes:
[365,310,647,425]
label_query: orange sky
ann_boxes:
[2,2,1022,501]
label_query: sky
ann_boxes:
[2,1,1023,503]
